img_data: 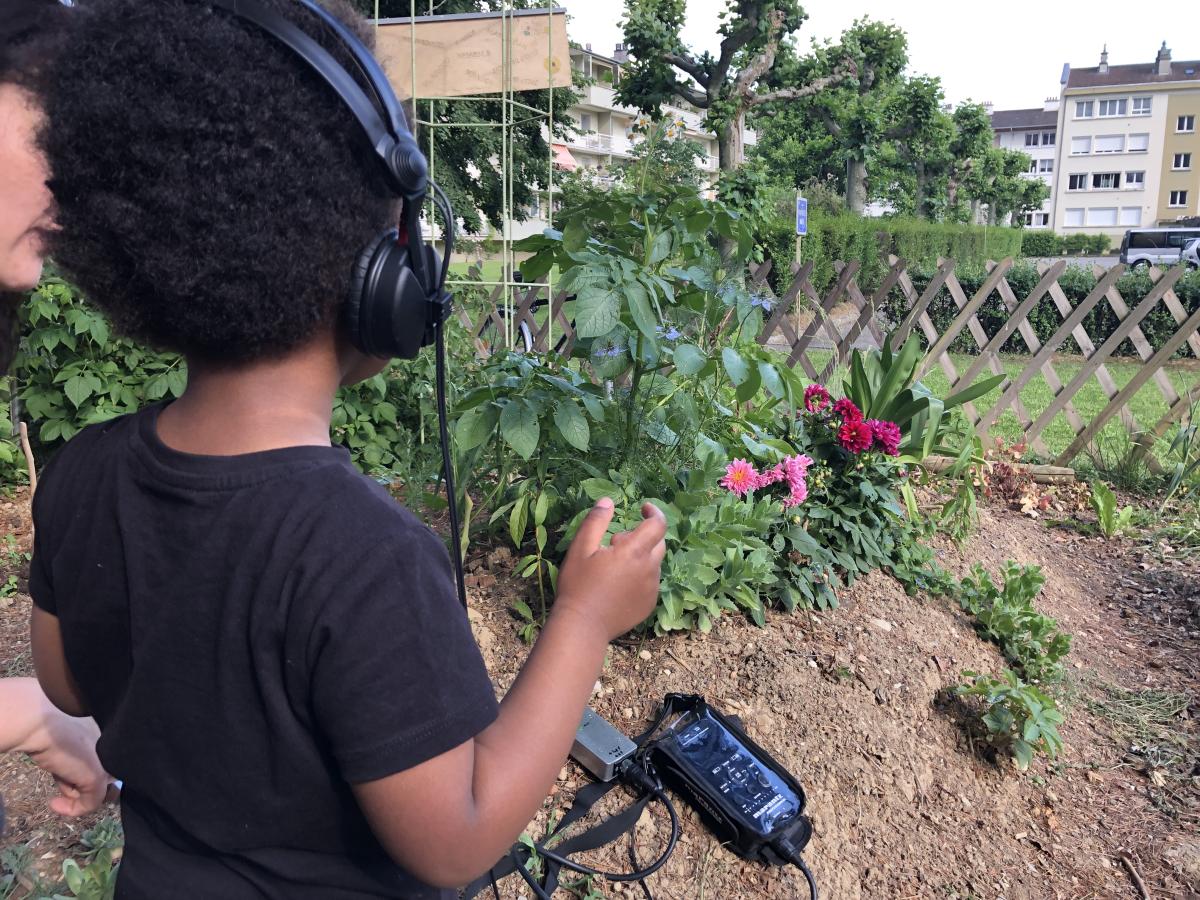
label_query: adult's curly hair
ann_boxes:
[36,0,398,363]
[0,0,68,371]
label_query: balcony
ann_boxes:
[567,131,635,157]
[578,82,637,113]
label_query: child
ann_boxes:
[29,1,665,897]
[0,0,111,831]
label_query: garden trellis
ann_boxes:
[463,257,1200,469]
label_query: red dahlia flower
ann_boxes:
[832,398,862,423]
[868,419,902,456]
[803,384,831,413]
[837,419,873,453]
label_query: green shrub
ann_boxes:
[1020,231,1059,257]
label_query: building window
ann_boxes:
[1087,207,1118,226]
[1043,131,1056,145]
[1023,212,1035,225]
[1128,133,1149,152]
[1034,212,1049,226]
[1068,173,1088,190]
[579,113,592,131]
[1070,136,1092,154]
[1126,170,1145,187]
[1038,158,1054,173]
[1064,208,1085,226]
[1028,158,1038,173]
[1092,172,1121,189]
[1098,98,1127,117]
[1170,189,1189,207]
[1119,206,1141,226]
[1075,100,1094,118]
[1132,97,1152,116]
[1178,114,1195,132]
[1094,134,1124,153]
[1174,152,1192,169]
[1024,132,1039,146]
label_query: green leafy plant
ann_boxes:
[52,850,119,900]
[842,334,1002,463]
[1089,480,1133,539]
[956,669,1065,770]
[956,562,1071,684]
[1162,395,1199,508]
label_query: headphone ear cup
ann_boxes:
[344,229,394,357]
[343,228,433,360]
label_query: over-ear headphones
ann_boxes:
[209,0,453,360]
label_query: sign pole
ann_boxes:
[794,193,808,336]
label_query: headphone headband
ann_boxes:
[208,0,428,199]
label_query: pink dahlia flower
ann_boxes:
[720,458,759,496]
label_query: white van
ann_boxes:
[1119,228,1200,267]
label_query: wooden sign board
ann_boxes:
[373,8,571,99]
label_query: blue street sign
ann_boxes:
[795,196,808,236]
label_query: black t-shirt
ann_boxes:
[30,404,499,899]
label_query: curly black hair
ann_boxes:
[36,0,399,363]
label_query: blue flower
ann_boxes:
[655,325,683,341]
[749,293,773,313]
[595,345,624,358]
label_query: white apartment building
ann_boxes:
[989,100,1059,228]
[1052,44,1200,242]
[513,43,755,239]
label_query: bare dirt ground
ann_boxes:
[1,488,1197,899]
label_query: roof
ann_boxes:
[990,108,1058,131]
[1066,61,1200,90]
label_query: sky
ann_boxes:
[565,0,1196,111]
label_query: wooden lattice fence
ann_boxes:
[456,256,1200,467]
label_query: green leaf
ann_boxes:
[574,285,621,338]
[454,405,498,450]
[553,400,590,452]
[499,400,539,460]
[563,220,587,252]
[758,362,784,399]
[580,477,621,501]
[533,491,550,526]
[721,347,749,386]
[625,280,658,341]
[512,599,534,621]
[509,495,529,547]
[64,374,93,408]
[1011,738,1034,771]
[944,373,1006,410]
[672,343,706,376]
[647,231,672,266]
[88,317,110,347]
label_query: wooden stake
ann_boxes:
[18,421,36,496]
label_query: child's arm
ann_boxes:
[352,498,666,888]
[0,677,109,816]
[30,605,90,716]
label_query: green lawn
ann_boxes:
[805,348,1197,466]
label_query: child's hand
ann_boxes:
[554,498,667,640]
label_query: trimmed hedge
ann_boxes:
[1021,231,1111,257]
[759,213,1024,295]
[877,262,1200,359]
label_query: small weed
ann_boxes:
[0,574,19,599]
[1,533,28,570]
[956,669,1065,770]
[1089,480,1133,539]
[510,599,541,644]
[956,562,1071,685]
[1080,429,1159,495]
[56,850,119,900]
[1,845,33,900]
[1162,393,1200,508]
[81,817,124,859]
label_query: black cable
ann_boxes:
[787,850,819,900]
[430,180,467,609]
[511,848,553,900]
[532,788,679,883]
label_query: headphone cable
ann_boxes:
[430,183,467,608]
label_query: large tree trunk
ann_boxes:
[846,155,867,215]
[914,162,931,219]
[716,118,746,268]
